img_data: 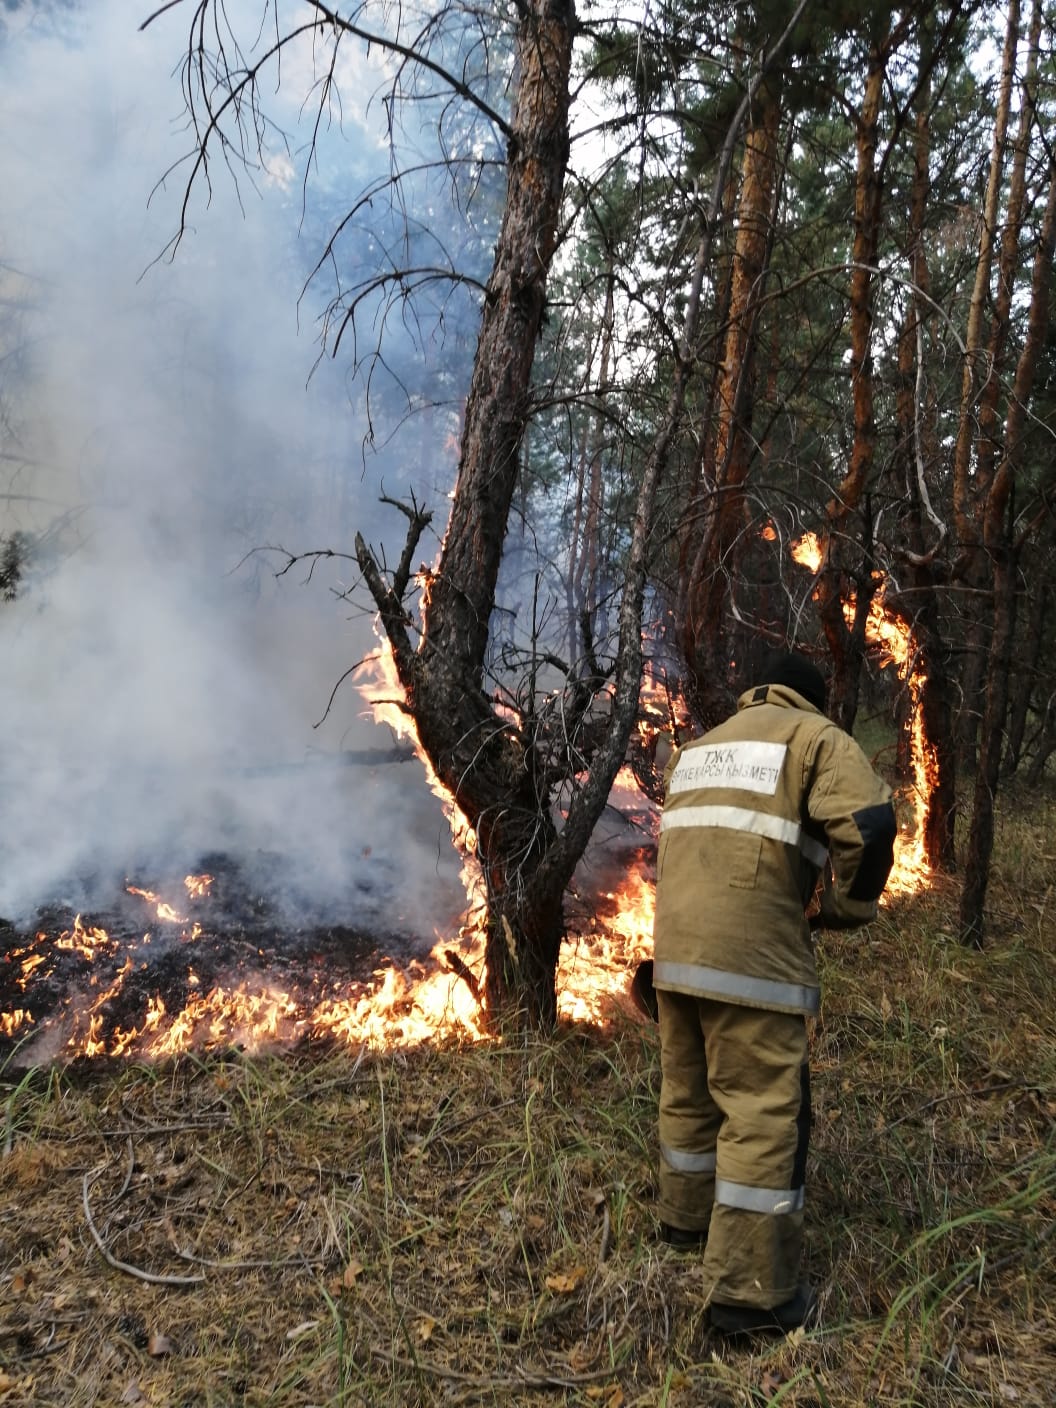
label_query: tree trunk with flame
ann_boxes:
[811,19,894,734]
[352,0,576,1026]
[888,20,957,872]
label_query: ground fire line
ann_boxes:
[1,601,931,1064]
[0,827,658,1064]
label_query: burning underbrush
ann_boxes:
[0,825,658,1069]
[0,855,410,1067]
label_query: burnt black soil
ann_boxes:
[0,852,421,1069]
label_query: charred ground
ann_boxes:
[0,853,411,1069]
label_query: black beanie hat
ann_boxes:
[758,649,827,713]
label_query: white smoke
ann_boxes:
[0,0,469,934]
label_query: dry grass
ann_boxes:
[1,785,1054,1407]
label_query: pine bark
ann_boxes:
[813,30,887,733]
[358,0,576,1025]
[959,161,1056,945]
[952,0,1022,767]
[889,34,957,871]
[681,75,783,728]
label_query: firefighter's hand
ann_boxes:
[810,860,877,931]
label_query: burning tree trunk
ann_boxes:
[811,20,893,734]
[353,0,576,1026]
[888,24,957,872]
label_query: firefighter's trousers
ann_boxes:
[657,988,811,1308]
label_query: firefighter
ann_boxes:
[651,649,896,1335]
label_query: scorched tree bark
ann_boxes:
[354,0,577,1025]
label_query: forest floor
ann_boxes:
[0,783,1054,1407]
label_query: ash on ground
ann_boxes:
[0,851,438,1068]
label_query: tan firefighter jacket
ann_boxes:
[652,683,896,1016]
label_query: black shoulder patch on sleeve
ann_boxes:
[848,801,897,900]
[752,686,769,703]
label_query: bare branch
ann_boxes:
[82,1169,205,1287]
[304,0,512,139]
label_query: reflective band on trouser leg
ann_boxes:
[652,959,820,1016]
[698,1000,809,1307]
[661,1143,717,1175]
[657,988,720,1233]
[715,1178,804,1215]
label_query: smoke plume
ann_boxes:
[0,1,467,935]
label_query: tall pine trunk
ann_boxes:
[889,26,957,871]
[813,24,889,732]
[681,74,783,728]
[951,0,1021,768]
[959,161,1056,944]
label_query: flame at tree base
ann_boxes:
[1,847,659,1062]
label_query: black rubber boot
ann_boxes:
[659,1222,707,1250]
[708,1284,818,1336]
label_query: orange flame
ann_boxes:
[7,876,647,1062]
[356,642,480,870]
[354,638,489,1037]
[1,1009,32,1038]
[5,636,676,1061]
[15,950,47,989]
[791,530,824,573]
[558,863,655,1024]
[791,531,930,895]
[126,886,188,924]
[55,915,116,958]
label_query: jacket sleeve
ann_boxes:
[807,726,896,928]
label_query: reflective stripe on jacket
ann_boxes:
[652,683,895,1015]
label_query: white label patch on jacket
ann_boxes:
[668,741,787,796]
